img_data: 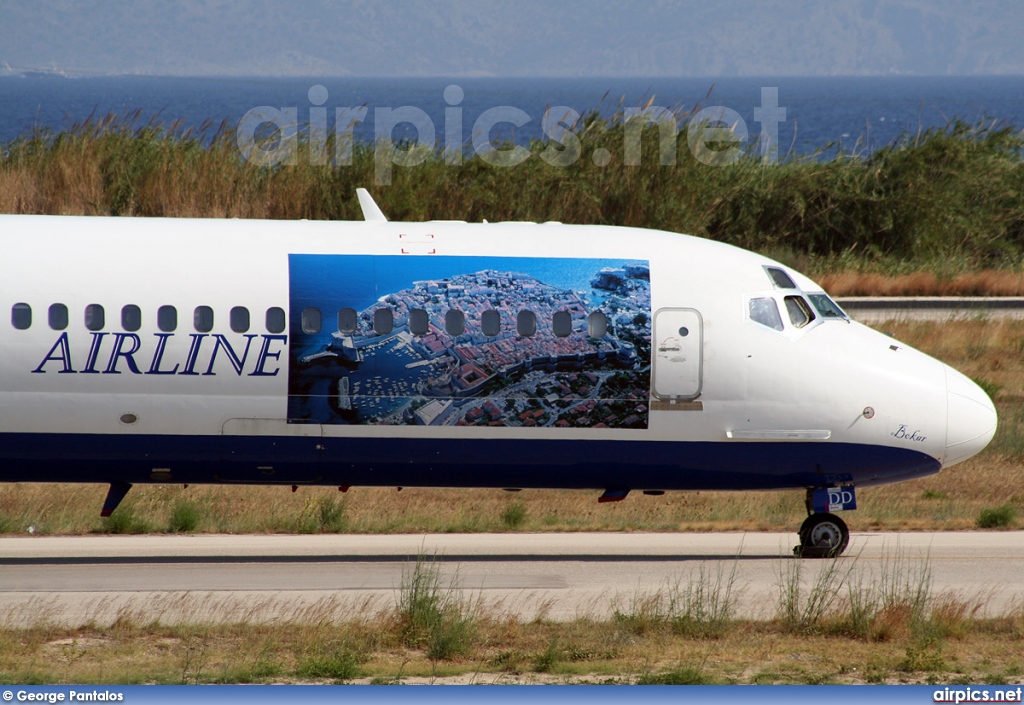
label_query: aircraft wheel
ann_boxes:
[794,513,849,558]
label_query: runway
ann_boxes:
[837,296,1024,322]
[1,532,1022,625]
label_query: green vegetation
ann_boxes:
[397,554,477,661]
[500,500,527,529]
[977,505,1017,529]
[101,503,151,535]
[4,112,1024,276]
[635,665,711,685]
[167,498,201,533]
[295,643,364,682]
[297,497,347,534]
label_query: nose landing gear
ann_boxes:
[793,487,854,558]
[794,512,849,558]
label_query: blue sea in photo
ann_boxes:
[288,254,642,313]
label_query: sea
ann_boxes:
[1,75,1023,157]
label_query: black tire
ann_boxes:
[796,513,849,558]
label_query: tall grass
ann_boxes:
[841,547,934,642]
[775,553,857,633]
[772,541,990,666]
[100,502,151,534]
[614,561,739,638]
[397,554,477,661]
[167,498,201,533]
[297,497,347,533]
[4,112,1024,274]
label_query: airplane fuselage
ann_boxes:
[0,211,998,543]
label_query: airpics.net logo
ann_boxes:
[235,84,788,185]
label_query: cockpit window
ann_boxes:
[784,296,815,328]
[765,266,797,289]
[807,294,848,320]
[749,297,784,331]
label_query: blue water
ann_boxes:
[289,254,640,313]
[2,75,1023,156]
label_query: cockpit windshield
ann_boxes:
[807,294,848,320]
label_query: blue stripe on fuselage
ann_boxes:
[0,433,940,491]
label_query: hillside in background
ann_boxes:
[2,0,1024,77]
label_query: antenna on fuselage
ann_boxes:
[356,188,387,222]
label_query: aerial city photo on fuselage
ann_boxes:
[286,254,652,428]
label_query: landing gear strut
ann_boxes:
[793,487,852,558]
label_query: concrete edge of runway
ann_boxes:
[3,530,1024,560]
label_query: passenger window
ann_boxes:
[337,308,358,334]
[158,305,178,332]
[121,305,142,332]
[11,303,31,330]
[85,304,105,331]
[481,310,501,337]
[517,310,537,337]
[749,297,784,331]
[49,304,68,331]
[374,308,393,335]
[765,267,797,289]
[587,311,608,338]
[552,310,572,337]
[784,296,815,328]
[301,307,321,334]
[409,308,429,335]
[266,307,286,334]
[230,306,250,333]
[194,306,214,333]
[445,309,465,336]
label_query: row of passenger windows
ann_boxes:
[10,303,287,334]
[10,302,610,339]
[306,307,609,339]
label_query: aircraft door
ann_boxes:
[652,308,703,400]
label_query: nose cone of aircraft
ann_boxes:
[944,366,998,467]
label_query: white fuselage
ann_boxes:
[0,214,997,493]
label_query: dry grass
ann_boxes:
[0,483,810,536]
[822,271,1024,297]
[3,469,1011,536]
